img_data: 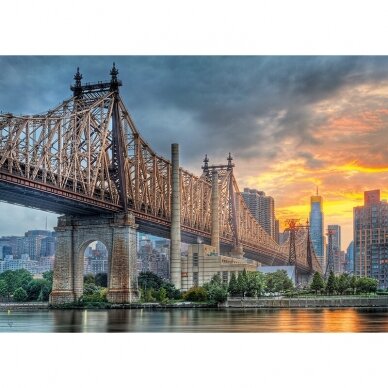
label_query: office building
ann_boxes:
[83,241,108,275]
[327,225,343,274]
[137,235,170,280]
[310,191,325,270]
[346,241,354,273]
[354,190,388,288]
[242,188,276,239]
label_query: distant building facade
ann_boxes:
[181,244,258,291]
[242,188,276,239]
[84,241,108,275]
[137,235,170,280]
[346,241,354,273]
[0,230,56,275]
[354,190,388,288]
[327,225,343,274]
[310,193,325,270]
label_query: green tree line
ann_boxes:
[183,269,293,304]
[138,271,181,303]
[0,269,53,302]
[310,271,378,295]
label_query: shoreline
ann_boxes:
[2,296,388,310]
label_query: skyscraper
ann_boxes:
[354,190,388,288]
[310,190,324,270]
[242,188,276,239]
[328,225,342,273]
[346,241,354,274]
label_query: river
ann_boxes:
[1,307,388,332]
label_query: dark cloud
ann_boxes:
[2,56,388,234]
[296,151,326,169]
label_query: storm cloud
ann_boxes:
[1,56,388,246]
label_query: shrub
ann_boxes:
[13,287,28,302]
[83,287,107,303]
[183,287,208,302]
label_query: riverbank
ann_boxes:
[223,295,388,308]
[2,296,388,310]
[0,302,49,311]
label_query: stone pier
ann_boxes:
[50,212,139,305]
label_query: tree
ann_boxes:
[326,271,337,295]
[157,287,168,303]
[95,273,108,287]
[84,283,99,295]
[84,273,95,284]
[137,271,180,300]
[25,279,51,301]
[142,288,156,302]
[0,280,8,300]
[228,272,239,296]
[350,275,357,295]
[203,274,228,303]
[237,269,248,297]
[42,270,53,284]
[13,269,33,290]
[265,270,294,294]
[356,277,378,294]
[0,269,33,295]
[183,287,208,302]
[38,283,52,301]
[337,273,351,295]
[310,272,325,295]
[162,281,181,300]
[13,287,28,302]
[246,271,266,297]
[138,271,163,290]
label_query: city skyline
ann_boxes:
[2,56,388,248]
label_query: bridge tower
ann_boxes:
[50,65,139,304]
[202,153,243,258]
[285,219,300,284]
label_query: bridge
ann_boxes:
[0,65,321,304]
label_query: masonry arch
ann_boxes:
[50,213,139,305]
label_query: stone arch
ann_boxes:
[76,239,111,298]
[50,212,139,305]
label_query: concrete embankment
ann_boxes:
[223,296,388,308]
[0,302,49,311]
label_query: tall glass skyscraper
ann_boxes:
[310,193,324,269]
[346,241,354,274]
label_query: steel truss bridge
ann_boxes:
[0,65,322,277]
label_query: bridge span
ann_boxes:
[0,65,321,303]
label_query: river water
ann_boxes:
[1,307,388,332]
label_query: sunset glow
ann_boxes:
[237,81,388,248]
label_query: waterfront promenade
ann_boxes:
[224,295,388,308]
[1,296,388,310]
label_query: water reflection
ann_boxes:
[2,308,388,333]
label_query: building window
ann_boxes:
[193,253,199,267]
[222,271,228,283]
[193,272,198,287]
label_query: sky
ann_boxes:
[1,56,388,249]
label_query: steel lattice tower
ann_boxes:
[285,219,300,284]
